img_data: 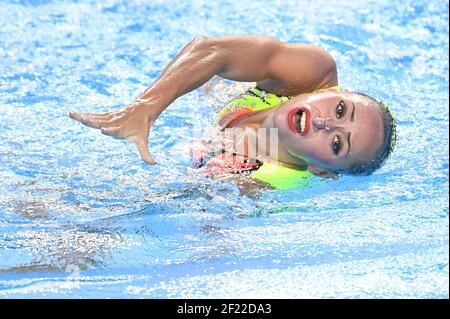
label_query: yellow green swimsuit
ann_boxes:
[194,86,312,190]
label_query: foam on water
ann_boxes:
[0,0,448,298]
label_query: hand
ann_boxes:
[69,101,161,164]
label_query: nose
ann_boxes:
[313,116,332,130]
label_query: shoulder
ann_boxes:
[257,43,338,96]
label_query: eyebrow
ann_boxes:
[345,102,355,157]
[351,102,355,121]
[346,132,352,157]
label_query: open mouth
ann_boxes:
[288,107,310,136]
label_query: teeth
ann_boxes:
[300,112,306,132]
[293,110,307,133]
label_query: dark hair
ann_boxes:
[340,93,397,176]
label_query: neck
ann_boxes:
[227,107,275,130]
[226,108,308,168]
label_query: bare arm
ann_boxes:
[215,35,337,94]
[143,35,337,101]
[69,35,337,163]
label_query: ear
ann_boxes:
[308,164,339,180]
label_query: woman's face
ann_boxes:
[273,90,384,171]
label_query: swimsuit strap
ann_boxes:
[217,86,291,129]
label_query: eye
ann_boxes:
[336,100,346,119]
[332,135,341,155]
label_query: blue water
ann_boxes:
[0,0,448,298]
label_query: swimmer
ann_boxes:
[69,35,396,188]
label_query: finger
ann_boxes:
[83,112,113,120]
[75,114,108,129]
[101,126,124,139]
[68,110,84,122]
[69,110,112,119]
[69,111,113,128]
[132,139,156,164]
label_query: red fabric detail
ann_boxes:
[218,109,253,128]
[198,152,260,175]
